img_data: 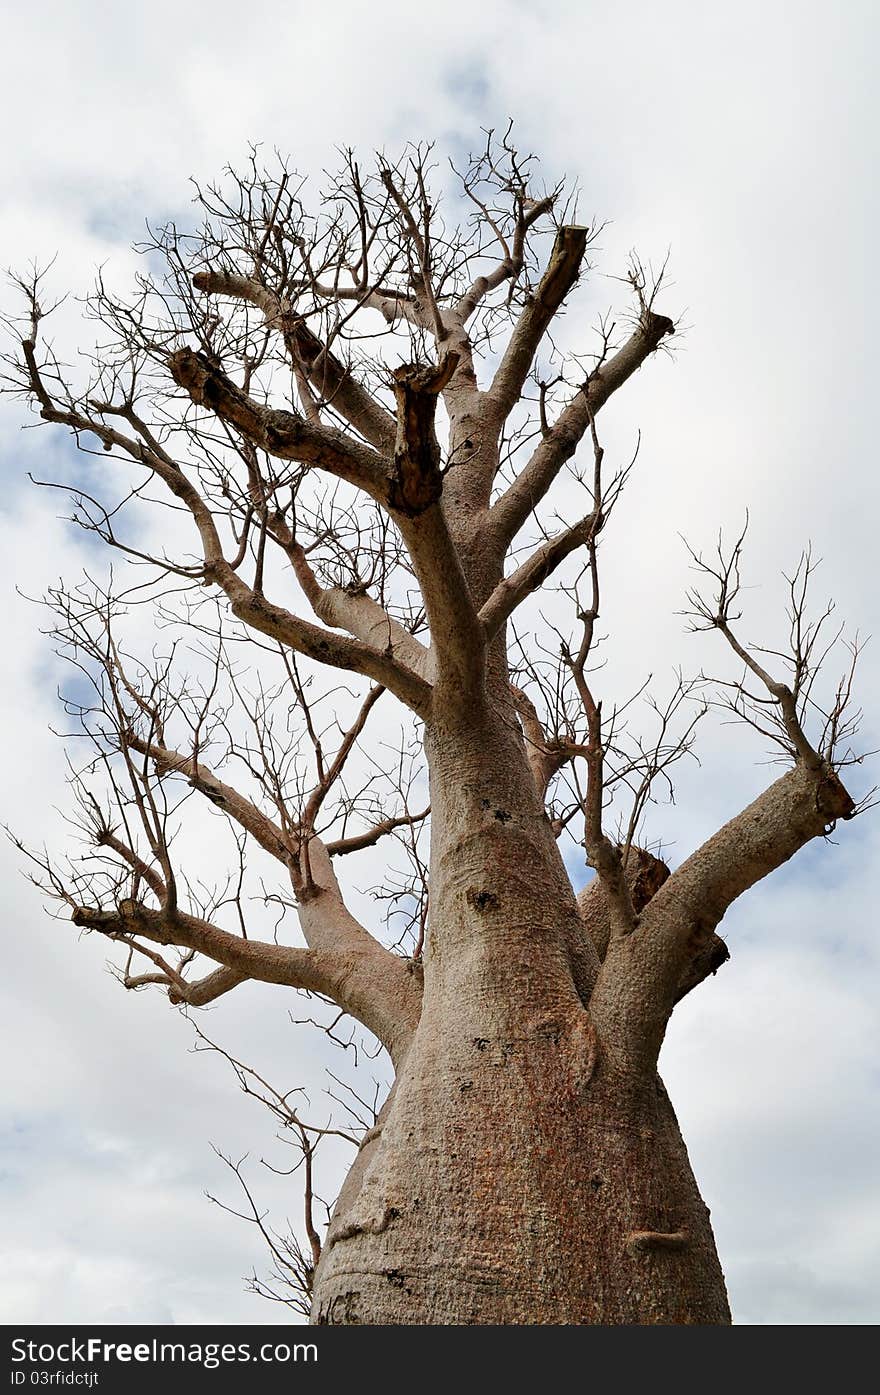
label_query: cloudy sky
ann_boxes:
[1,0,878,1325]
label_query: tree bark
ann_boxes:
[310,708,730,1324]
[311,1031,728,1324]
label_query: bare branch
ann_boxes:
[168,347,388,498]
[190,269,397,451]
[592,761,855,1066]
[480,508,601,641]
[487,224,591,421]
[489,310,675,548]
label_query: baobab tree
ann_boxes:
[2,133,869,1325]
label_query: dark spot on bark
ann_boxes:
[536,1021,562,1044]
[467,887,498,912]
[388,463,443,517]
[818,768,856,822]
[388,358,457,516]
[480,798,491,810]
[493,808,511,822]
[387,1206,401,1221]
[459,1080,473,1092]
[590,1174,603,1191]
[645,310,676,343]
[472,1037,489,1051]
[629,848,671,911]
[316,1290,361,1324]
[384,1269,408,1289]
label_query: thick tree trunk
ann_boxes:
[311,1050,728,1324]
[310,709,730,1324]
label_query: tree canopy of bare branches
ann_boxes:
[2,129,869,1326]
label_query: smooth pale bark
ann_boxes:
[305,312,844,1322]
[310,674,846,1324]
[310,706,730,1324]
[312,1026,727,1323]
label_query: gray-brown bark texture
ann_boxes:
[7,140,862,1326]
[313,706,731,1323]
